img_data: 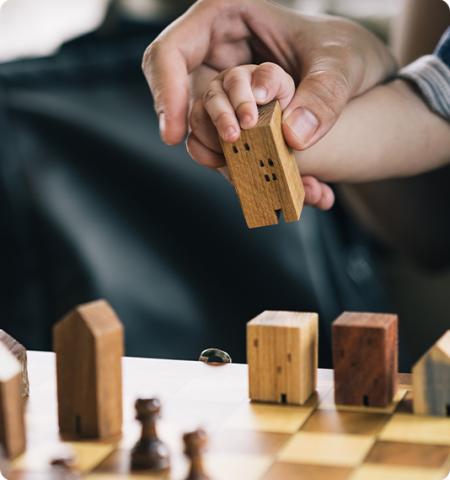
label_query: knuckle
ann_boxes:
[306,71,350,118]
[223,67,246,91]
[202,85,222,106]
[141,40,163,72]
[256,62,283,80]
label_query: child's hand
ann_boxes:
[186,63,334,210]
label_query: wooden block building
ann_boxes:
[221,101,304,228]
[247,311,318,405]
[53,299,124,439]
[0,342,26,459]
[332,312,398,408]
[412,329,450,417]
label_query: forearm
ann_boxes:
[296,79,450,183]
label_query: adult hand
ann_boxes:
[142,0,396,150]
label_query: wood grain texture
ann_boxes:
[0,330,29,398]
[220,101,304,228]
[247,311,318,405]
[53,299,124,440]
[332,312,398,408]
[412,330,450,417]
[0,343,26,459]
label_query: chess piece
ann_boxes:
[220,100,304,228]
[0,343,26,459]
[130,398,170,471]
[183,428,210,480]
[53,299,124,439]
[247,311,318,405]
[0,330,29,398]
[412,330,450,417]
[332,312,398,407]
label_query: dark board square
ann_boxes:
[302,409,390,435]
[365,441,450,468]
[263,462,354,480]
[209,429,291,455]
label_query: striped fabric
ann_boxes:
[398,28,450,121]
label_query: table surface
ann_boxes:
[14,352,448,480]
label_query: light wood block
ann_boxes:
[247,311,318,405]
[53,299,124,440]
[332,312,398,408]
[0,330,29,398]
[220,100,304,228]
[412,330,450,417]
[0,343,26,459]
[277,432,374,467]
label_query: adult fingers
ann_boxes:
[303,176,335,210]
[283,64,352,151]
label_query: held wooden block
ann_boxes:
[0,330,29,398]
[53,299,124,439]
[220,101,304,228]
[247,311,318,405]
[412,330,450,417]
[332,312,398,408]
[0,343,26,458]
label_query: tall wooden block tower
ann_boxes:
[412,330,450,417]
[53,299,124,439]
[220,101,304,229]
[0,343,26,458]
[247,311,318,405]
[332,312,398,407]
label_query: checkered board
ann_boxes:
[7,352,450,480]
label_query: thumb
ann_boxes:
[282,69,351,150]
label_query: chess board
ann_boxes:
[7,352,450,480]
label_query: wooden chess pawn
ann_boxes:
[130,398,170,471]
[183,428,210,480]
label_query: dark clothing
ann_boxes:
[0,19,388,366]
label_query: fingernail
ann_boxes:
[159,112,166,137]
[252,87,268,102]
[224,125,238,141]
[284,107,319,146]
[240,114,253,128]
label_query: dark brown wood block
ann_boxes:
[53,299,124,440]
[332,312,398,407]
[0,330,29,398]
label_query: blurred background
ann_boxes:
[0,0,449,371]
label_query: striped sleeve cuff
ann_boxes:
[398,55,450,120]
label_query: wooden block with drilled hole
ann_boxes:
[332,312,398,408]
[412,330,450,417]
[220,100,304,228]
[0,330,29,399]
[247,311,318,405]
[53,299,124,440]
[0,342,26,458]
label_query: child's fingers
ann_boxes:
[302,176,335,210]
[221,65,259,129]
[202,78,240,143]
[251,62,296,109]
[186,132,226,168]
[189,99,222,153]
